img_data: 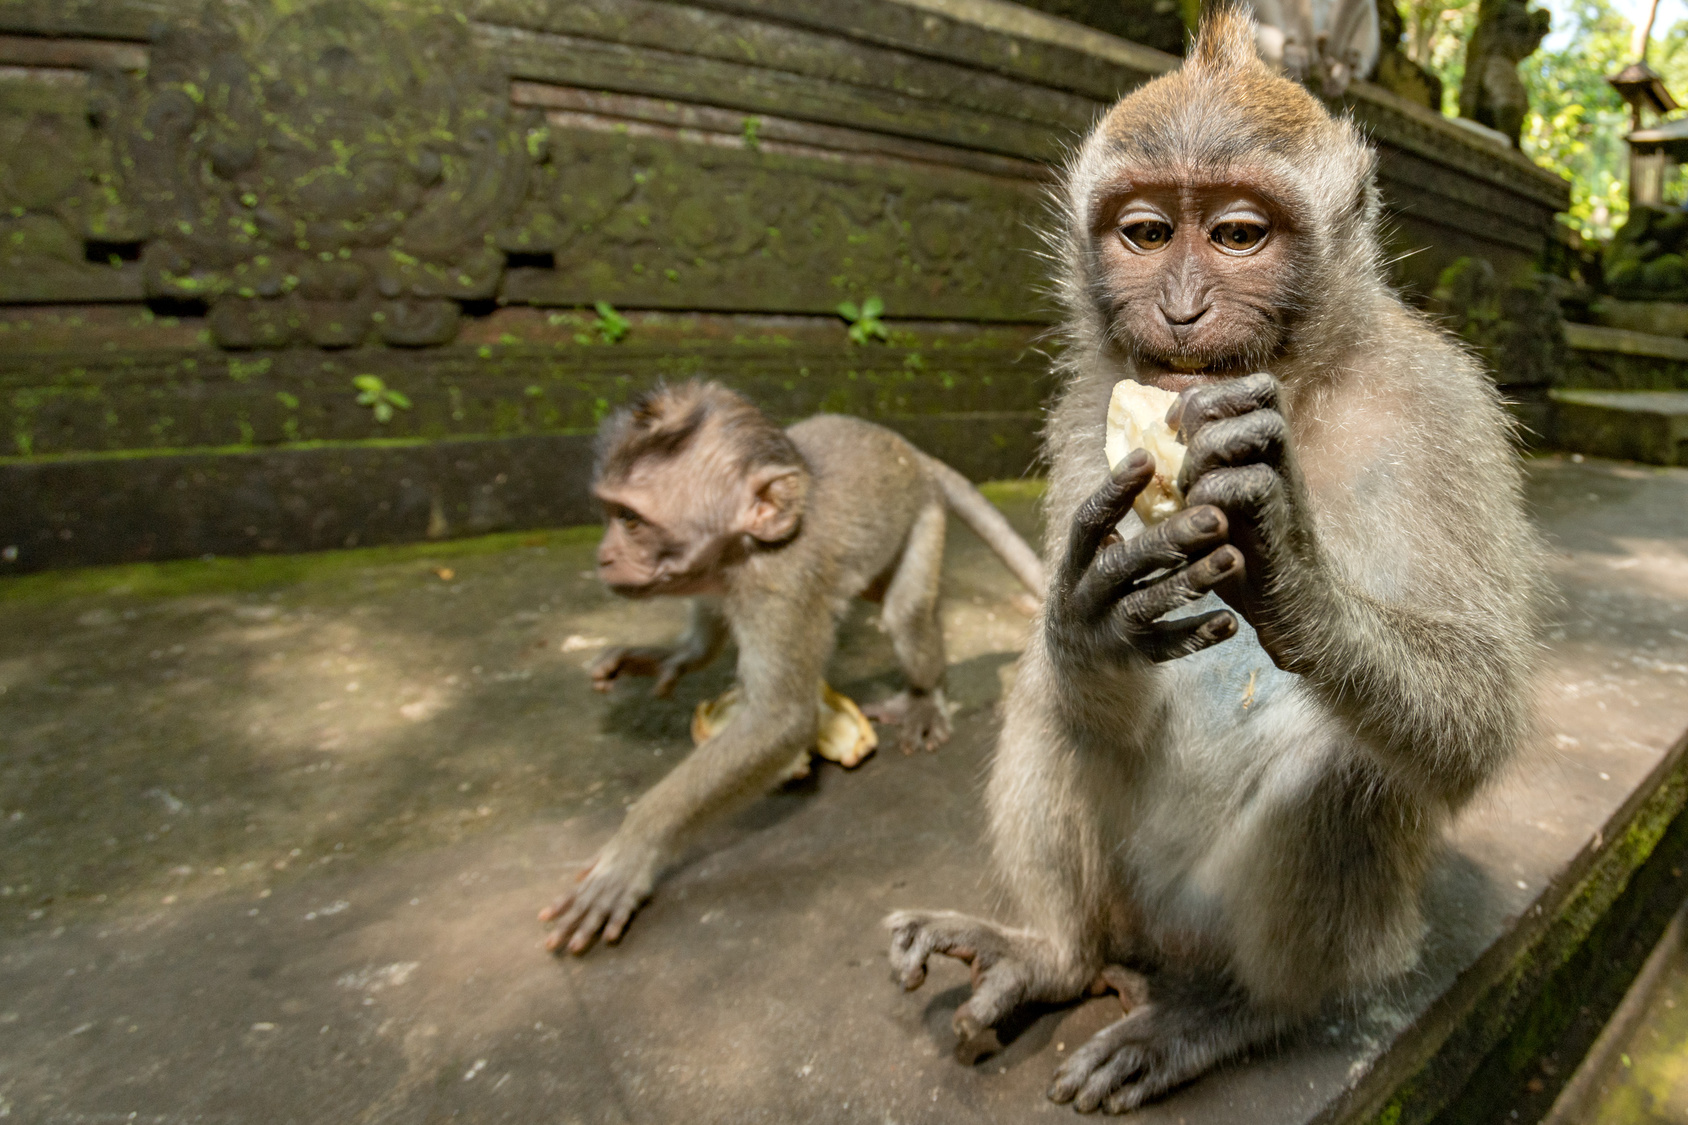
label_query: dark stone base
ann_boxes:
[0,412,1042,572]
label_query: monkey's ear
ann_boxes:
[739,465,807,543]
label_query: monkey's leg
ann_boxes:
[886,909,1096,1049]
[863,502,952,752]
[1047,974,1292,1114]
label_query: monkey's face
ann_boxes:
[592,453,805,598]
[592,469,740,599]
[1091,180,1300,393]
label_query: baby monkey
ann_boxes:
[541,381,1046,954]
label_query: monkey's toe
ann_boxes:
[1048,996,1260,1114]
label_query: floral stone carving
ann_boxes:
[126,0,532,348]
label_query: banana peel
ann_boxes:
[691,682,878,779]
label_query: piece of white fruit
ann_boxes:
[1105,380,1188,526]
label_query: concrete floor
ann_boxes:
[1,460,1687,1124]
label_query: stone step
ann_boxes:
[1551,388,1688,466]
[1541,899,1688,1124]
[1563,322,1688,392]
[0,413,1041,573]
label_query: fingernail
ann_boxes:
[1192,508,1219,533]
[1165,396,1185,430]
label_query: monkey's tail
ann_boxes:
[920,454,1048,599]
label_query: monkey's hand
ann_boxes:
[1174,372,1321,672]
[1046,452,1243,667]
[588,645,693,697]
[539,840,660,955]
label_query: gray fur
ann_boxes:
[886,9,1544,1111]
[544,388,1045,954]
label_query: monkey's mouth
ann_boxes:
[1133,357,1253,393]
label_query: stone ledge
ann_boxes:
[1551,389,1688,466]
[0,412,1044,572]
[1566,322,1688,361]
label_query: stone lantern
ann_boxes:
[1610,61,1682,205]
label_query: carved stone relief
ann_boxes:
[0,62,144,301]
[125,0,531,348]
[502,125,1048,321]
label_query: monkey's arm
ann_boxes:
[589,598,727,697]
[1177,373,1533,802]
[545,594,827,953]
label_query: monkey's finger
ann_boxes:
[1049,1013,1149,1105]
[1074,1046,1148,1113]
[1177,409,1288,494]
[952,958,1031,1038]
[1184,463,1281,533]
[587,647,628,678]
[566,904,612,955]
[885,911,986,990]
[1116,546,1243,626]
[1104,1059,1184,1115]
[1140,610,1238,663]
[653,661,684,698]
[1071,506,1228,620]
[1059,454,1154,593]
[886,919,935,989]
[1185,464,1283,576]
[1170,371,1279,443]
[544,886,602,948]
[602,899,637,945]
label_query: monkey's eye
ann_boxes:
[1211,221,1268,253]
[1120,221,1173,252]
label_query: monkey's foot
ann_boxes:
[1046,980,1286,1114]
[862,689,953,753]
[538,845,658,955]
[885,910,1086,1058]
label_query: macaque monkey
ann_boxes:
[1247,0,1379,94]
[541,381,1046,954]
[886,7,1542,1113]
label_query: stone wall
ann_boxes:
[0,0,1570,571]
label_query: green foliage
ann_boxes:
[352,375,411,423]
[1520,0,1636,239]
[837,295,889,345]
[1401,0,1479,114]
[741,115,762,151]
[592,300,629,344]
[1601,203,1688,297]
[1398,0,1688,241]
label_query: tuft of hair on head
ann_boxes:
[1186,2,1268,78]
[594,380,807,485]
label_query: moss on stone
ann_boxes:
[0,524,602,603]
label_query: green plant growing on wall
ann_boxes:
[594,301,630,344]
[837,296,889,344]
[353,375,412,423]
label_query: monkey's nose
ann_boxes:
[1160,303,1209,327]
